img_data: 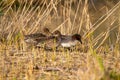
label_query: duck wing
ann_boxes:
[36,36,61,49]
[60,35,72,43]
[24,33,46,45]
[25,33,46,39]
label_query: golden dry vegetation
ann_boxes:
[0,0,120,80]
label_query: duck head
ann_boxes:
[52,30,61,37]
[43,27,52,35]
[72,34,82,44]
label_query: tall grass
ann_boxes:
[0,0,120,80]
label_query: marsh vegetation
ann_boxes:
[0,0,120,80]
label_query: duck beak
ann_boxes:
[79,39,82,44]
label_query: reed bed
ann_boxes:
[0,0,120,80]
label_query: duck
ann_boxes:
[52,30,82,48]
[36,35,60,49]
[24,27,52,45]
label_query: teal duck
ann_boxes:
[52,30,82,48]
[24,28,52,45]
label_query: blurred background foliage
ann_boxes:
[0,0,120,48]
